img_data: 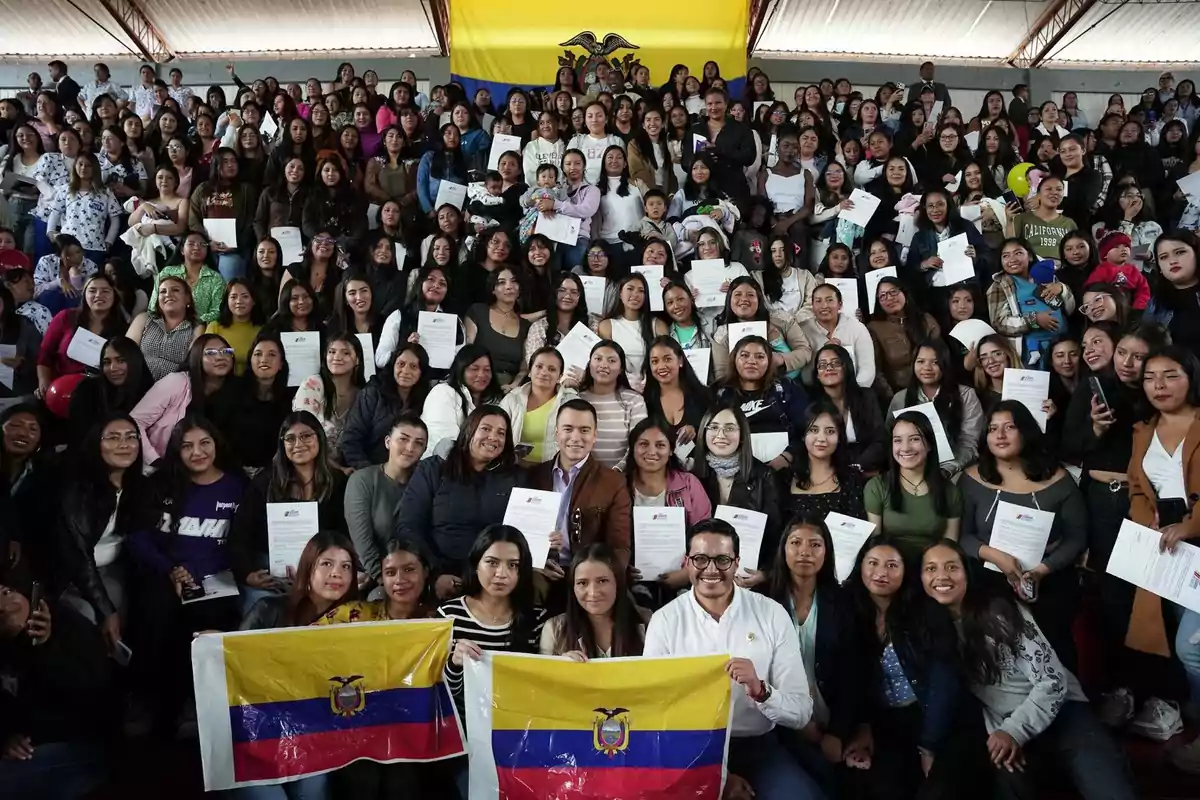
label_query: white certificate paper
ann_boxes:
[203,218,238,249]
[555,322,600,375]
[838,189,881,228]
[180,570,240,605]
[579,276,607,316]
[727,320,767,352]
[824,278,859,319]
[895,401,955,464]
[633,507,687,577]
[630,265,665,311]
[271,226,304,266]
[864,267,898,314]
[949,319,996,350]
[501,488,559,567]
[692,133,708,153]
[356,333,376,381]
[66,329,105,369]
[1108,519,1200,614]
[1002,369,1051,431]
[417,310,459,370]
[684,347,711,383]
[487,134,523,170]
[266,501,319,578]
[687,259,729,308]
[434,181,467,211]
[714,505,768,575]
[537,212,581,246]
[932,233,976,287]
[825,512,877,583]
[0,345,14,389]
[280,331,321,387]
[750,432,789,463]
[984,501,1054,572]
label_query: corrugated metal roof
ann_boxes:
[755,0,1052,60]
[140,0,438,56]
[0,0,142,58]
[1042,1,1200,65]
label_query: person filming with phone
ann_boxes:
[0,576,117,798]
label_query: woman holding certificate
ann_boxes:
[714,336,807,472]
[1127,345,1200,770]
[710,277,811,384]
[957,400,1087,671]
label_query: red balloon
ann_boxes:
[45,373,85,419]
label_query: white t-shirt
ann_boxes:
[1143,432,1186,500]
[93,490,123,568]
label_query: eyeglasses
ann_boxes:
[877,289,901,301]
[705,423,738,436]
[314,236,335,246]
[816,359,843,371]
[101,432,139,443]
[587,251,606,260]
[204,347,235,357]
[282,432,317,446]
[688,554,735,571]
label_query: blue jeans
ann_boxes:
[217,252,246,281]
[728,731,827,800]
[1174,605,1200,705]
[229,773,328,800]
[32,217,53,262]
[0,740,108,799]
[84,248,108,267]
[7,195,36,256]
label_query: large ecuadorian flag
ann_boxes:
[449,4,748,100]
[192,619,464,790]
[465,653,733,799]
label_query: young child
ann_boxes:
[518,163,565,244]
[1088,230,1150,310]
[636,189,678,253]
[464,170,506,252]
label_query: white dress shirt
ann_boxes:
[801,313,877,388]
[79,80,126,110]
[643,586,813,737]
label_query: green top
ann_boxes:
[1012,212,1076,263]
[864,475,964,556]
[153,264,227,324]
[205,320,262,375]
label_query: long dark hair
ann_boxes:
[286,531,361,626]
[559,543,644,657]
[154,415,239,533]
[604,273,658,353]
[717,275,771,327]
[807,343,876,443]
[184,334,234,417]
[74,274,125,337]
[579,340,634,394]
[871,277,929,348]
[379,342,431,412]
[443,404,516,481]
[977,400,1058,484]
[921,538,1024,686]
[326,268,379,338]
[766,515,839,605]
[268,411,336,503]
[216,278,266,327]
[885,411,950,517]
[641,335,710,413]
[791,400,853,490]
[459,524,538,651]
[444,343,503,411]
[97,337,154,412]
[69,412,152,533]
[316,334,366,419]
[903,339,964,440]
[546,272,590,337]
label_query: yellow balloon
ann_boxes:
[1007,163,1034,197]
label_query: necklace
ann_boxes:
[901,474,927,492]
[470,597,512,625]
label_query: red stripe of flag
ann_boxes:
[496,764,724,799]
[232,717,464,783]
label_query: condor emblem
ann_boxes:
[558,32,641,93]
[592,706,631,756]
[328,675,365,718]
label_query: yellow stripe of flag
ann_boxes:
[492,654,730,732]
[224,619,452,706]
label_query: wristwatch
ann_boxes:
[754,681,772,703]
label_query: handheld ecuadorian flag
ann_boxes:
[464,653,732,799]
[192,619,464,791]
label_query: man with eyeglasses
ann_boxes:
[527,398,631,611]
[644,519,825,800]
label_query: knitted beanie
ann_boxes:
[1098,231,1132,262]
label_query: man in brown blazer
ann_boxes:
[527,398,632,589]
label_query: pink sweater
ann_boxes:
[129,372,191,465]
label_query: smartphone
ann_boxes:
[1019,575,1038,603]
[181,583,207,602]
[28,581,42,611]
[1001,189,1020,207]
[513,443,533,459]
[1087,376,1109,410]
[112,640,133,667]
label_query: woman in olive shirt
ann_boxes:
[864,411,963,559]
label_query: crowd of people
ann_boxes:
[0,51,1199,800]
